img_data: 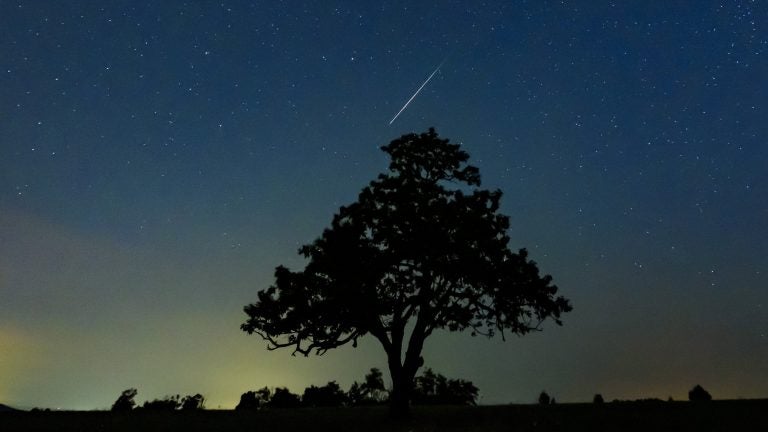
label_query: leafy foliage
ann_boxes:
[242,128,572,414]
[538,391,551,405]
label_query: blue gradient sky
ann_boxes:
[1,1,767,409]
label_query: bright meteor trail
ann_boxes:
[389,59,446,125]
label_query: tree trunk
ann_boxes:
[383,317,427,418]
[386,349,424,417]
[389,369,412,418]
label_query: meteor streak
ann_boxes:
[389,59,446,125]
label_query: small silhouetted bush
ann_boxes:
[111,388,138,412]
[593,394,604,404]
[688,384,712,402]
[538,391,551,405]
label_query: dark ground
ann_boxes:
[1,400,766,431]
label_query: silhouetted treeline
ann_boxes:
[109,380,714,412]
[603,385,714,404]
[411,369,478,406]
[234,367,478,410]
[110,389,205,412]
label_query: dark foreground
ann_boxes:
[2,400,766,432]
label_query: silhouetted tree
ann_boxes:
[688,384,712,402]
[364,367,388,402]
[111,388,138,412]
[347,382,366,406]
[593,393,604,404]
[236,391,259,411]
[236,387,271,411]
[242,128,572,416]
[412,368,478,405]
[180,393,205,410]
[446,379,480,405]
[268,387,301,408]
[538,391,551,405]
[142,395,180,411]
[348,368,389,406]
[302,381,347,407]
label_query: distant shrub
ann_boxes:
[142,395,180,411]
[111,388,138,412]
[236,391,259,411]
[180,393,205,410]
[302,381,347,407]
[236,387,271,411]
[593,394,604,404]
[411,368,479,406]
[538,391,551,405]
[348,368,389,406]
[688,384,712,402]
[269,387,301,408]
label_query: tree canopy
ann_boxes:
[242,128,571,415]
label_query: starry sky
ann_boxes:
[1,1,767,410]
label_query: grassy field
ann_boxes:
[1,400,766,431]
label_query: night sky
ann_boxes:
[1,1,767,410]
